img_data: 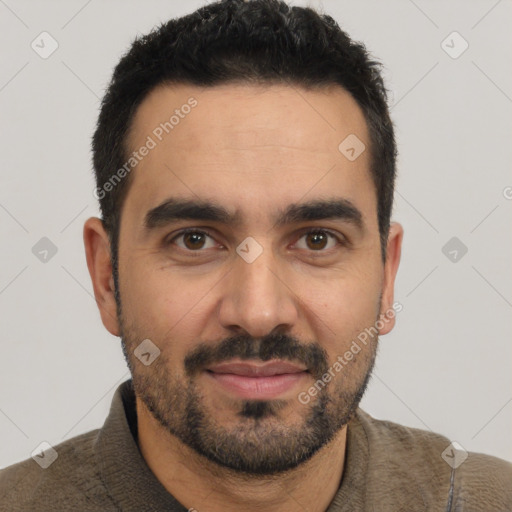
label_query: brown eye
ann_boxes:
[183,231,206,250]
[305,231,328,250]
[171,230,217,251]
[295,230,340,252]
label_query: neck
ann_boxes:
[135,398,347,512]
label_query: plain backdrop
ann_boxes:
[1,0,511,469]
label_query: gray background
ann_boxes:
[1,0,511,469]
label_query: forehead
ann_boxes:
[122,82,376,231]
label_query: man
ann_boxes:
[1,0,511,510]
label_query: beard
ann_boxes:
[115,287,378,476]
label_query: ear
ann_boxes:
[378,222,403,335]
[83,217,120,336]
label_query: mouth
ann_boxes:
[204,360,309,400]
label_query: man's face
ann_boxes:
[110,83,398,474]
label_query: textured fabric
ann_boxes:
[1,379,511,511]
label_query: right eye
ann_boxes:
[167,228,221,252]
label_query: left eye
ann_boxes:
[294,229,340,251]
[169,228,341,252]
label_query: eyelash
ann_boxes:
[166,227,346,255]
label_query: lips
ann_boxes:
[206,360,307,377]
[205,360,309,400]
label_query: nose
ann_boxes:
[217,243,299,338]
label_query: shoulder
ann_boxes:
[355,409,512,509]
[453,451,512,510]
[0,428,116,512]
[355,408,455,463]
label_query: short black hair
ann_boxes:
[92,0,396,266]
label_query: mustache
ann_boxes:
[184,332,329,379]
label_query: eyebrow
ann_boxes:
[144,197,364,232]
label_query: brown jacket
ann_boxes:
[1,379,511,511]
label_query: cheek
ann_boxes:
[309,265,382,352]
[119,257,216,342]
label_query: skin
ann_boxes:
[84,83,403,512]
